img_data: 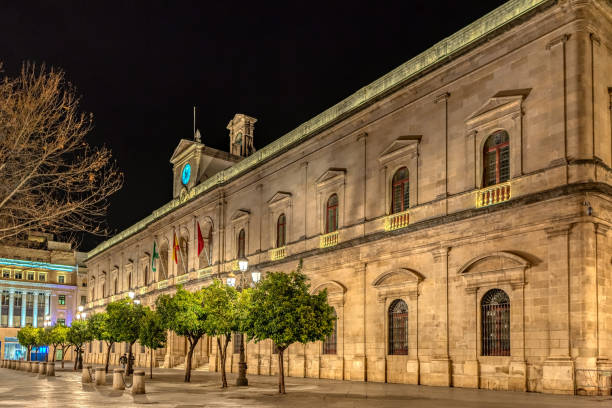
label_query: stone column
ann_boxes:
[8,289,14,328]
[44,292,50,318]
[20,292,26,327]
[428,247,452,387]
[32,292,38,327]
[542,224,574,394]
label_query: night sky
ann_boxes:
[2,1,507,250]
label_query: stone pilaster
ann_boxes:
[426,247,452,387]
[44,292,50,317]
[8,289,14,328]
[349,263,367,382]
[542,224,574,394]
[32,292,39,328]
[20,292,26,327]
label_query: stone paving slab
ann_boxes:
[0,365,610,407]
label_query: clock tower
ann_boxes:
[227,114,256,157]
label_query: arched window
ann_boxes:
[144,266,149,285]
[199,224,213,268]
[481,289,510,356]
[325,194,339,233]
[388,299,408,355]
[101,283,105,299]
[483,130,510,187]
[276,214,286,248]
[113,278,118,295]
[322,308,337,355]
[237,229,245,258]
[160,242,169,280]
[391,167,409,214]
[127,273,132,290]
[178,235,188,275]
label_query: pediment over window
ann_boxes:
[315,168,346,189]
[466,89,530,130]
[267,192,292,208]
[459,251,530,292]
[371,268,423,302]
[378,136,421,165]
[230,209,250,224]
[312,280,346,305]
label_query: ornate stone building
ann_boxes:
[83,0,612,395]
[0,233,88,361]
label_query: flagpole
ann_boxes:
[178,239,188,275]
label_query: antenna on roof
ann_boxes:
[193,106,202,143]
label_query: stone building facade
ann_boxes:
[83,0,612,395]
[0,233,88,361]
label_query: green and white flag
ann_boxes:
[152,241,160,272]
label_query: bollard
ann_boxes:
[32,362,39,374]
[82,365,92,384]
[46,362,55,377]
[17,361,22,371]
[95,367,106,386]
[38,362,47,377]
[112,369,125,390]
[1,359,4,368]
[28,362,33,372]
[11,360,16,369]
[132,370,145,394]
[20,361,25,371]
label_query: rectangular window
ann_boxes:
[38,273,46,282]
[57,318,65,325]
[27,272,35,281]
[58,295,66,305]
[58,275,65,284]
[80,296,87,305]
[14,271,22,279]
[141,344,145,354]
[112,343,115,353]
[99,341,103,353]
[2,269,10,278]
[233,332,243,354]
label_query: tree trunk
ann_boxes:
[52,345,57,362]
[77,348,83,369]
[27,347,31,362]
[184,337,199,382]
[278,348,285,394]
[127,342,134,375]
[150,348,153,379]
[104,342,113,373]
[217,336,230,388]
[73,350,78,371]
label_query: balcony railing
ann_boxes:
[232,260,240,271]
[198,266,213,278]
[476,182,511,208]
[175,274,189,284]
[320,231,339,248]
[157,279,169,290]
[269,246,286,261]
[384,209,410,231]
[138,287,147,295]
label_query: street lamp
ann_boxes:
[76,313,81,320]
[78,305,84,313]
[81,312,87,319]
[128,291,135,299]
[134,299,141,305]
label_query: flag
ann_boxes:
[172,233,179,264]
[197,222,204,256]
[151,241,159,272]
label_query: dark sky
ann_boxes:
[1,0,507,250]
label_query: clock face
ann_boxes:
[181,163,191,185]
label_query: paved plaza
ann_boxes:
[0,364,610,407]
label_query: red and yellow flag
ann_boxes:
[172,233,179,264]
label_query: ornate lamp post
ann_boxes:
[228,256,260,386]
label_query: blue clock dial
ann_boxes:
[181,163,191,185]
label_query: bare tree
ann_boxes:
[0,62,123,242]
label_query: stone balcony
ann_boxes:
[320,231,339,248]
[269,246,287,261]
[476,182,511,208]
[384,209,410,232]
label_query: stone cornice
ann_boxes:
[87,0,555,261]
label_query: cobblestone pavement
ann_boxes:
[0,364,610,407]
